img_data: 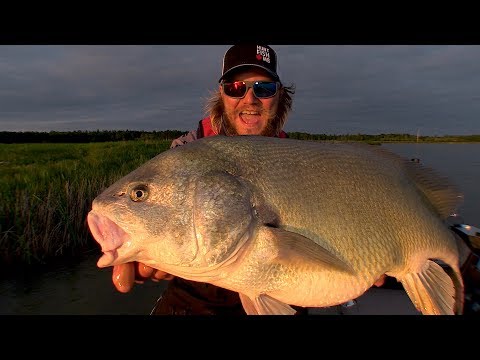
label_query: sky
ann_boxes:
[1,45,479,136]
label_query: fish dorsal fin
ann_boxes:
[261,226,354,274]
[239,293,297,315]
[403,160,464,219]
[400,260,464,315]
[363,144,464,219]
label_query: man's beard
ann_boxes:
[222,112,278,137]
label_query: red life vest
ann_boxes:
[196,117,288,139]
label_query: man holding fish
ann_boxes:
[106,44,390,315]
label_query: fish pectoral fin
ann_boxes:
[400,260,457,315]
[239,293,259,315]
[263,226,354,274]
[239,293,297,315]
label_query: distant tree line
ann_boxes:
[0,130,188,144]
[287,132,480,143]
[287,132,418,142]
[1,130,480,144]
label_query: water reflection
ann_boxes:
[0,254,167,315]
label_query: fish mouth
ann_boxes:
[87,211,131,268]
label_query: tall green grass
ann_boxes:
[0,140,172,268]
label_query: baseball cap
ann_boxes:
[219,44,280,83]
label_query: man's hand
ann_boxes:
[373,274,387,287]
[112,262,174,293]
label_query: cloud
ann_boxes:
[1,45,479,135]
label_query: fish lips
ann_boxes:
[87,211,131,267]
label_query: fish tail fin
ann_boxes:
[239,293,297,315]
[400,260,464,315]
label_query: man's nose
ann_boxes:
[243,87,259,103]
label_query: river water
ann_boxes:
[1,143,479,315]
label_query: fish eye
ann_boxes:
[130,184,149,202]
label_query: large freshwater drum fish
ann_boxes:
[87,135,465,315]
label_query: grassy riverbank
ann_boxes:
[0,139,171,268]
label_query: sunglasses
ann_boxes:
[222,80,280,99]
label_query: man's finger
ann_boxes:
[112,263,135,293]
[153,270,174,281]
[373,274,387,287]
[136,262,155,279]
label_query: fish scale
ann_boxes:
[87,135,465,315]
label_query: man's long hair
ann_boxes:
[203,83,296,137]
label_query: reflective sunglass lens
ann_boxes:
[253,82,277,98]
[223,82,246,98]
[223,81,278,99]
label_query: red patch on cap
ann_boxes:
[256,54,262,60]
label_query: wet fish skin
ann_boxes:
[87,135,465,315]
